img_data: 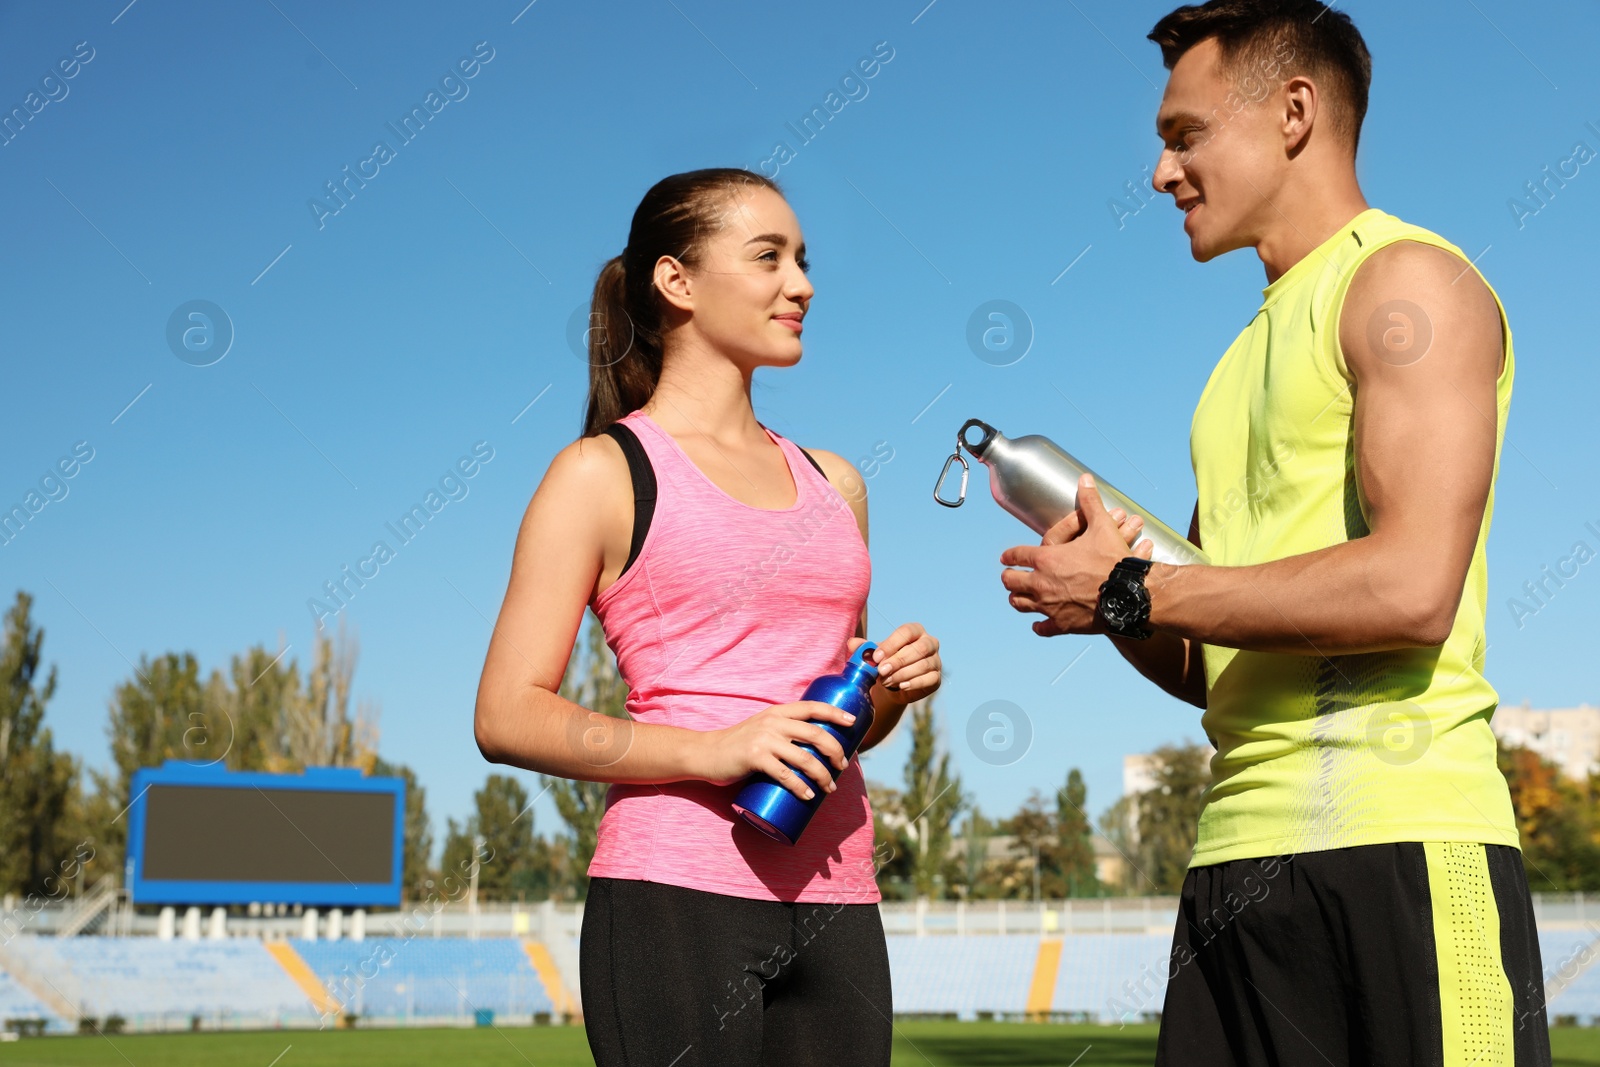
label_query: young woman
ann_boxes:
[472,168,943,1066]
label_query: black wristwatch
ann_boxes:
[1097,557,1154,640]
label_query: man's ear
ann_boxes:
[1281,74,1317,155]
[654,255,693,313]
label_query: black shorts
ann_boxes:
[1155,842,1551,1067]
[579,876,893,1067]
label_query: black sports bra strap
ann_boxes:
[797,447,827,480]
[603,423,831,581]
[602,423,657,579]
[759,422,829,482]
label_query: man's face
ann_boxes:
[1151,37,1288,262]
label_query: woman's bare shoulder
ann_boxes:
[524,431,632,526]
[799,447,868,528]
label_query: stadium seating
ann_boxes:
[884,933,1041,1018]
[5,921,1599,1032]
[0,965,65,1032]
[291,937,555,1020]
[3,935,318,1028]
[1542,928,1600,1020]
[1053,933,1173,1020]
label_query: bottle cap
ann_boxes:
[958,418,999,459]
[847,642,880,678]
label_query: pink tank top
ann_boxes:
[586,409,881,904]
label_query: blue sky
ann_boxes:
[4,0,1597,858]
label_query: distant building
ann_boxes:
[1123,753,1159,797]
[979,834,1020,866]
[1118,745,1217,842]
[1492,702,1600,781]
[1122,747,1216,799]
[1092,834,1125,889]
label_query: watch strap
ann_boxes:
[1099,556,1153,639]
[1111,556,1153,580]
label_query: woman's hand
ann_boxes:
[698,701,857,801]
[856,623,941,705]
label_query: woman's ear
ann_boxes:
[654,254,694,313]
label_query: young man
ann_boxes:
[998,2,1549,1064]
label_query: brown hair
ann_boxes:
[581,168,783,438]
[1148,0,1372,152]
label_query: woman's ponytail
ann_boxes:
[579,168,782,439]
[581,254,659,437]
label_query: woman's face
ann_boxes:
[663,186,813,370]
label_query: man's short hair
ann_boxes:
[1149,0,1372,153]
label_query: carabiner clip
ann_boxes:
[933,450,969,508]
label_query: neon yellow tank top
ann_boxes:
[1187,207,1518,866]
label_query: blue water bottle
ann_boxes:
[733,642,879,846]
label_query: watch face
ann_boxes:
[1101,580,1149,630]
[1102,585,1136,626]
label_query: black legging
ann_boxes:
[580,876,893,1066]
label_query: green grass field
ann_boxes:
[3,1024,1600,1066]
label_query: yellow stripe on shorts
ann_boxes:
[1426,841,1515,1066]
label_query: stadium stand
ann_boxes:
[1542,927,1600,1021]
[0,965,66,1033]
[3,935,319,1030]
[290,937,557,1021]
[884,933,1041,1018]
[5,910,1599,1033]
[1052,933,1173,1021]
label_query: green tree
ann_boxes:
[205,624,379,776]
[278,622,378,773]
[956,806,1000,899]
[0,591,80,897]
[868,780,913,900]
[1056,768,1099,897]
[94,622,380,872]
[884,695,967,900]
[94,651,223,868]
[223,642,301,771]
[439,817,476,897]
[51,780,116,897]
[520,834,574,902]
[442,774,539,902]
[371,757,434,900]
[540,615,630,900]
[1096,794,1136,894]
[1131,742,1212,894]
[988,768,1102,901]
[996,794,1056,900]
[1499,742,1600,891]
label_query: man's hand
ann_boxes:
[999,475,1156,636]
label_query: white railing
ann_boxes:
[1529,892,1600,926]
[10,891,1600,939]
[877,897,1180,936]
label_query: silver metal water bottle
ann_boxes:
[933,418,1209,567]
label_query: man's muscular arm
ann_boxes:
[1002,241,1505,656]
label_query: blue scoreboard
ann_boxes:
[127,761,405,907]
